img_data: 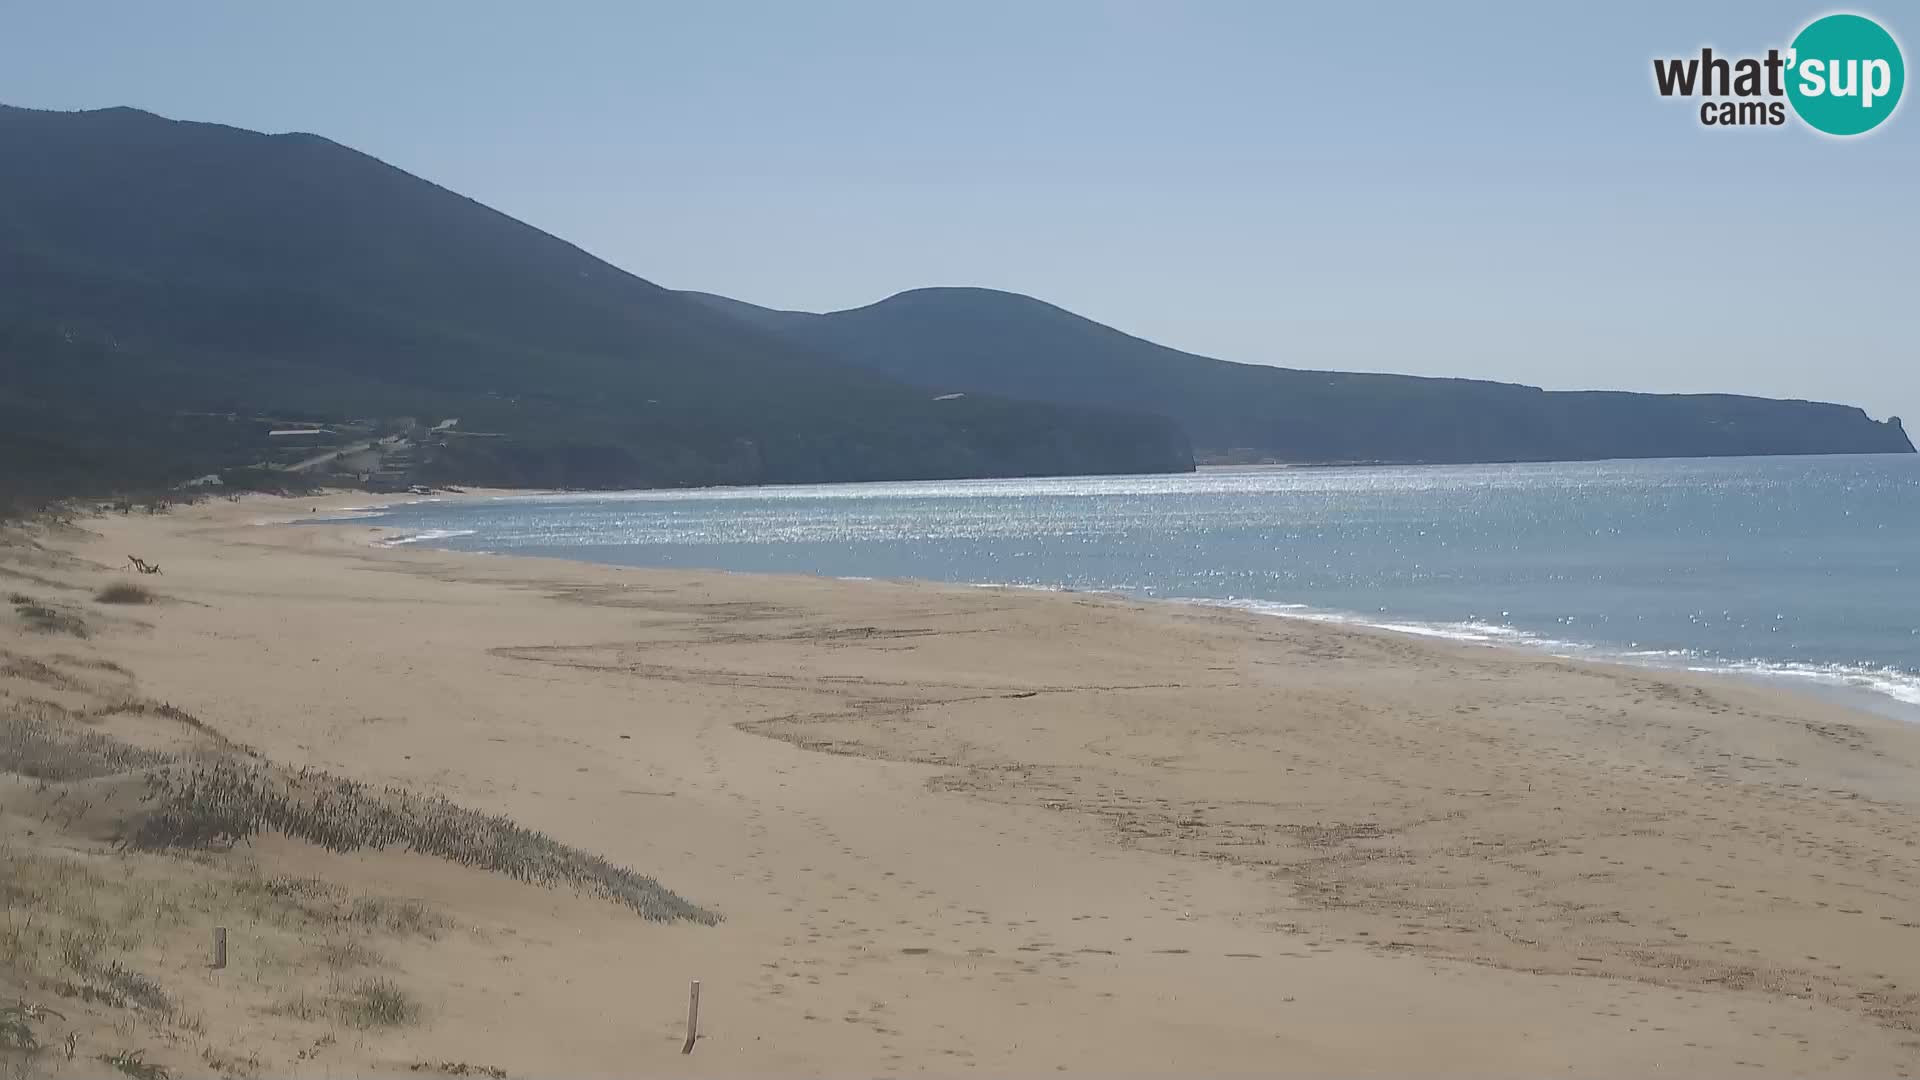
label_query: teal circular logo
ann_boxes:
[1786,14,1905,135]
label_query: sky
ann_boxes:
[3,1,1915,423]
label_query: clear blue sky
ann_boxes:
[3,1,1915,422]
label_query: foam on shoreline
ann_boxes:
[1197,596,1920,719]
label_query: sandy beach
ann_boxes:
[5,491,1920,1077]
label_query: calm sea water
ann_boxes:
[341,455,1920,716]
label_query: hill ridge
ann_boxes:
[680,288,1912,464]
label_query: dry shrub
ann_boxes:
[97,1048,169,1079]
[0,651,75,689]
[94,583,156,605]
[12,598,87,637]
[337,977,419,1028]
[88,960,173,1013]
[410,1062,507,1078]
[58,927,106,972]
[51,960,173,1015]
[314,937,382,970]
[349,897,447,937]
[267,993,323,1022]
[1,847,183,1026]
[0,1001,50,1052]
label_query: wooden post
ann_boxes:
[681,980,701,1054]
[212,926,228,970]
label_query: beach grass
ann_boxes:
[1,697,713,924]
[0,706,172,780]
[128,757,717,924]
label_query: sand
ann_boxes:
[5,490,1920,1076]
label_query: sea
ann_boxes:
[336,454,1920,720]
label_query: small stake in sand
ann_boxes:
[682,980,701,1054]
[212,926,227,970]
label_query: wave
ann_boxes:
[1195,597,1920,717]
[378,528,477,547]
[1199,598,1560,648]
[1698,659,1920,708]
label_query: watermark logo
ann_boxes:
[1653,12,1904,135]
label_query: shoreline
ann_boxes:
[341,486,1920,726]
[12,491,1920,1074]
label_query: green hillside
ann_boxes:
[0,106,1192,500]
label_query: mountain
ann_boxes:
[0,106,1192,500]
[683,288,1914,465]
[3,104,1902,506]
